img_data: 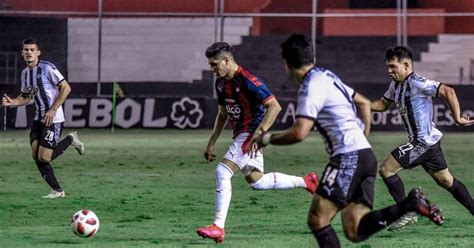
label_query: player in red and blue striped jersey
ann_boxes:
[196,42,319,244]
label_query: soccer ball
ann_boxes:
[70,209,100,238]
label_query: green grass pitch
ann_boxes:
[0,129,473,247]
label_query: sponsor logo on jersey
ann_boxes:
[226,104,241,118]
[25,86,39,96]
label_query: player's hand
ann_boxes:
[2,94,13,106]
[249,132,265,158]
[43,109,57,126]
[455,114,474,126]
[204,145,216,162]
[249,138,263,159]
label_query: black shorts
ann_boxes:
[30,121,63,149]
[391,140,448,172]
[316,148,377,209]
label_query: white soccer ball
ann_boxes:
[70,209,100,238]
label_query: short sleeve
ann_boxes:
[411,75,440,97]
[341,82,355,98]
[45,64,65,86]
[243,77,274,104]
[383,81,396,102]
[296,79,325,119]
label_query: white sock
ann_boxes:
[214,163,234,228]
[250,172,305,190]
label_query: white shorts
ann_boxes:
[223,132,264,176]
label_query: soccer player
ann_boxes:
[196,42,319,243]
[1,38,84,198]
[371,45,474,231]
[252,34,444,247]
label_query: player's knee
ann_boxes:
[435,177,452,189]
[307,213,329,231]
[37,153,52,163]
[215,163,233,180]
[378,164,392,177]
[249,177,266,190]
[343,227,360,243]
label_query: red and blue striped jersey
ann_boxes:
[215,66,274,138]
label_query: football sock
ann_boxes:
[448,178,474,215]
[35,161,62,192]
[52,136,73,161]
[312,225,340,248]
[382,174,406,203]
[357,204,405,241]
[214,163,234,228]
[249,172,305,190]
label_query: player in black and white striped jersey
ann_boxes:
[371,45,474,231]
[2,38,84,198]
[252,34,443,247]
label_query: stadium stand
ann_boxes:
[67,17,252,83]
[225,35,437,98]
[0,16,67,86]
[414,34,474,84]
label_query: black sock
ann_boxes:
[448,178,474,215]
[357,204,405,241]
[35,161,62,191]
[382,174,406,203]
[52,136,73,161]
[312,225,340,248]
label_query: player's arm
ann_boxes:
[438,84,474,126]
[371,97,392,112]
[258,117,314,146]
[43,80,71,126]
[353,92,371,137]
[204,105,229,162]
[2,93,31,107]
[255,97,281,135]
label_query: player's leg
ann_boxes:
[429,168,474,215]
[214,159,239,228]
[198,133,257,243]
[243,138,318,193]
[381,143,423,231]
[343,147,443,242]
[423,142,474,215]
[35,123,65,198]
[343,188,443,243]
[196,159,239,243]
[379,153,406,203]
[50,126,84,160]
[308,194,340,247]
[245,169,318,194]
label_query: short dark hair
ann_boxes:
[22,38,40,50]
[205,42,234,58]
[385,45,413,62]
[281,34,314,69]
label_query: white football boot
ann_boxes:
[387,211,418,231]
[42,190,65,199]
[68,131,85,155]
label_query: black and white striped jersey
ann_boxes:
[20,60,65,123]
[383,72,443,146]
[296,67,371,157]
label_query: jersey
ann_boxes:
[383,72,443,146]
[296,67,371,156]
[20,60,66,123]
[215,66,274,138]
